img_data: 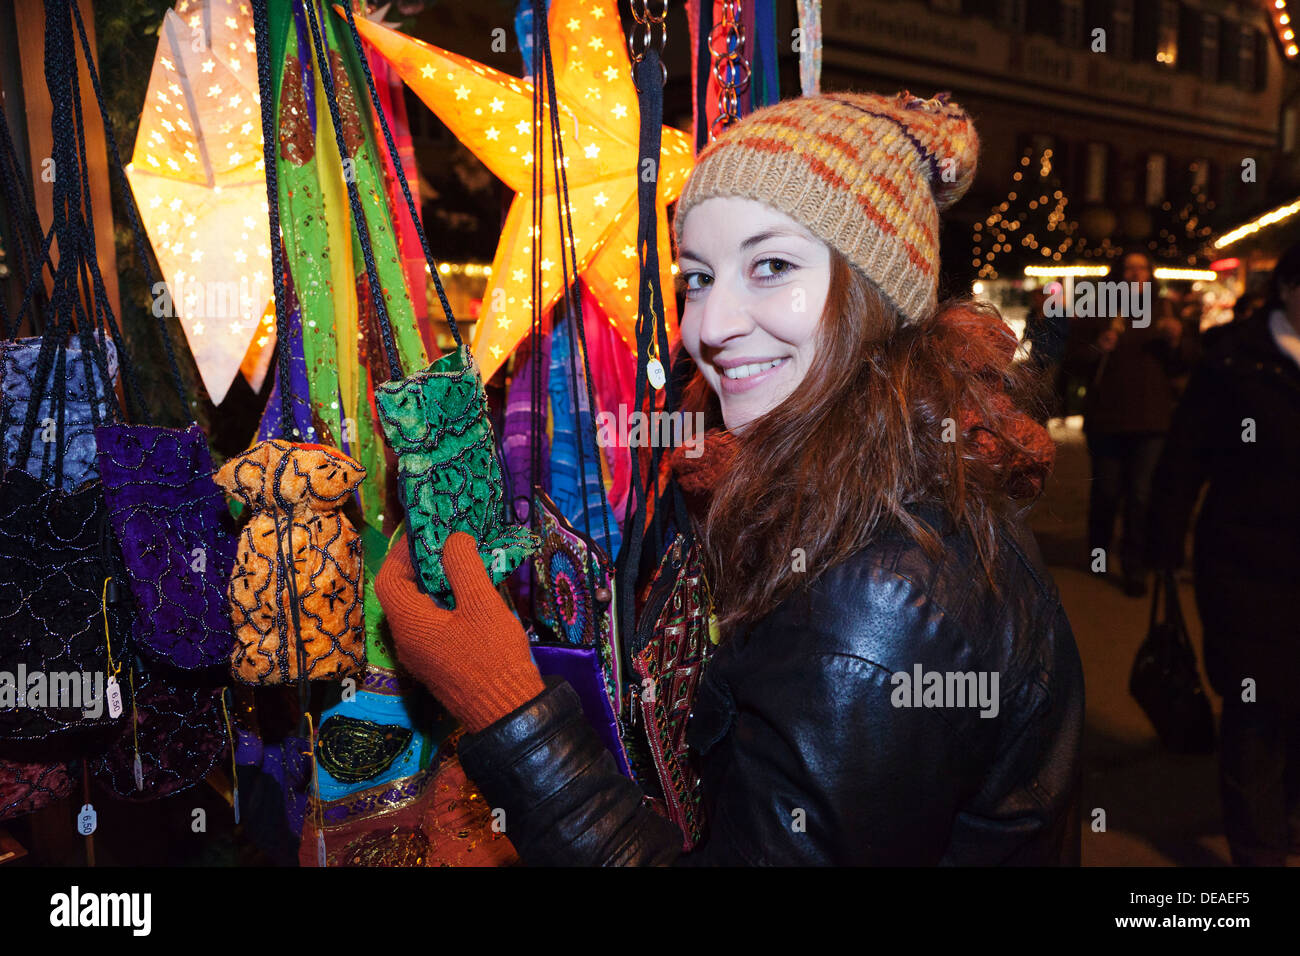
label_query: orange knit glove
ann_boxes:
[374,531,545,733]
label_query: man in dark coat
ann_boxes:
[1148,242,1300,866]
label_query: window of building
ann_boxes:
[1145,153,1166,206]
[1156,0,1179,66]
[1084,143,1109,203]
[1255,30,1270,92]
[1060,0,1085,48]
[1200,13,1219,83]
[1110,0,1135,60]
[1237,26,1257,91]
[997,0,1027,32]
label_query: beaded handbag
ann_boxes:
[528,489,630,776]
[94,424,237,670]
[89,673,227,801]
[374,345,537,609]
[215,440,367,685]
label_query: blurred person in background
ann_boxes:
[1148,241,1300,867]
[1062,248,1197,597]
[1023,282,1071,421]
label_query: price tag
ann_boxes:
[132,754,144,792]
[77,804,97,836]
[646,357,666,390]
[105,676,123,719]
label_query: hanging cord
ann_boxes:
[0,117,51,337]
[252,0,302,438]
[300,0,402,382]
[59,6,143,425]
[68,0,191,418]
[219,688,240,822]
[336,1,462,349]
[534,0,613,556]
[12,0,103,472]
[614,38,687,658]
[253,0,312,733]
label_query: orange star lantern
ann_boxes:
[348,0,693,382]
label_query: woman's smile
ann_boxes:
[717,355,791,393]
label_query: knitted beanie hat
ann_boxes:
[672,91,979,324]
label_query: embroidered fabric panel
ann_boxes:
[0,757,74,822]
[94,423,237,670]
[0,469,126,744]
[374,345,537,609]
[0,335,118,487]
[89,676,227,801]
[303,751,518,867]
[629,535,713,851]
[530,490,620,713]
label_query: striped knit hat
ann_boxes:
[673,91,979,324]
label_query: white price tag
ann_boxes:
[105,676,123,719]
[77,804,97,836]
[646,357,666,390]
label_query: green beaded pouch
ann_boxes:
[375,345,536,608]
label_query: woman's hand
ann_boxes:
[374,531,544,732]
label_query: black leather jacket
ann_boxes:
[459,506,1085,865]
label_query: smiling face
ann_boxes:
[676,197,832,432]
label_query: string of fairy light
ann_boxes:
[971,147,1085,282]
[1150,171,1215,264]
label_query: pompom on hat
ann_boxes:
[672,91,979,324]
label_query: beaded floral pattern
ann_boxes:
[94,423,237,670]
[0,757,74,822]
[0,469,127,744]
[89,675,227,802]
[1,335,117,487]
[374,345,536,608]
[215,440,366,684]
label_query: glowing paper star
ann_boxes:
[125,1,271,404]
[349,0,693,381]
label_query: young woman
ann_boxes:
[376,92,1085,865]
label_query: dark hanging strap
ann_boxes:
[336,1,462,350]
[299,0,402,382]
[0,117,51,337]
[614,47,687,653]
[534,0,613,555]
[253,0,311,732]
[11,0,123,473]
[68,0,191,419]
[253,0,303,439]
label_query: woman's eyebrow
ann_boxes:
[678,229,811,265]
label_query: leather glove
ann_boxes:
[374,531,544,733]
